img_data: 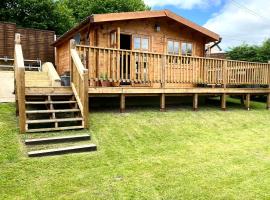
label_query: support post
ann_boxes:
[221,93,226,111]
[245,94,251,110]
[240,95,245,105]
[193,93,198,111]
[267,93,270,110]
[120,94,125,113]
[160,93,165,112]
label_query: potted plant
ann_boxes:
[99,73,111,87]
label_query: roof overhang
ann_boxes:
[53,10,220,46]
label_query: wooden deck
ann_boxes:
[15,37,270,134]
[88,87,270,95]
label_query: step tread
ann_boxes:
[25,77,52,83]
[25,134,90,145]
[26,93,73,96]
[26,126,84,133]
[26,109,80,114]
[26,100,77,104]
[28,144,97,157]
[26,117,83,124]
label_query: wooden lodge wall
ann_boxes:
[0,22,55,63]
[55,17,208,75]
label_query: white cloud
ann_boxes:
[144,0,221,9]
[204,0,270,51]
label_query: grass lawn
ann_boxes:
[1,98,270,199]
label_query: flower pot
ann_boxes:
[112,81,120,87]
[100,80,111,87]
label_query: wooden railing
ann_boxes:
[76,45,270,87]
[14,33,26,133]
[70,40,89,128]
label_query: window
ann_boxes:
[133,36,150,51]
[134,37,141,50]
[167,40,180,55]
[110,31,117,48]
[74,33,81,44]
[142,38,149,50]
[181,42,193,56]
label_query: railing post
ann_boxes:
[223,59,228,88]
[70,39,89,129]
[161,54,166,88]
[70,39,76,83]
[82,69,89,128]
[14,33,26,133]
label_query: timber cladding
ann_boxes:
[0,22,55,63]
[55,17,208,75]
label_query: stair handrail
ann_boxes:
[42,62,61,86]
[70,39,89,128]
[14,33,26,133]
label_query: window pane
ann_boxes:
[110,32,115,46]
[168,40,174,54]
[134,37,141,50]
[181,43,187,55]
[142,38,149,50]
[187,43,192,55]
[174,42,179,55]
[74,33,81,44]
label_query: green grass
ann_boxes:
[1,98,270,199]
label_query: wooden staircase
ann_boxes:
[14,33,93,157]
[25,93,84,133]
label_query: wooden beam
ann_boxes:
[160,93,165,112]
[193,93,198,111]
[245,93,251,110]
[120,94,125,113]
[221,93,226,111]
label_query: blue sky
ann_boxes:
[150,4,224,26]
[144,0,270,51]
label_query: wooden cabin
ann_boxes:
[12,10,270,135]
[53,10,221,88]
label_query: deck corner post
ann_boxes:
[245,93,251,111]
[221,93,227,111]
[267,93,270,110]
[193,93,198,111]
[160,93,165,112]
[120,94,125,113]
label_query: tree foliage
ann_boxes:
[0,0,150,35]
[63,0,150,22]
[227,39,270,63]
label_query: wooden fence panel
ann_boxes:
[0,22,55,63]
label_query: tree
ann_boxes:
[0,0,150,35]
[0,0,75,35]
[64,0,150,22]
[227,39,270,63]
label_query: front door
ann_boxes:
[120,33,131,84]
